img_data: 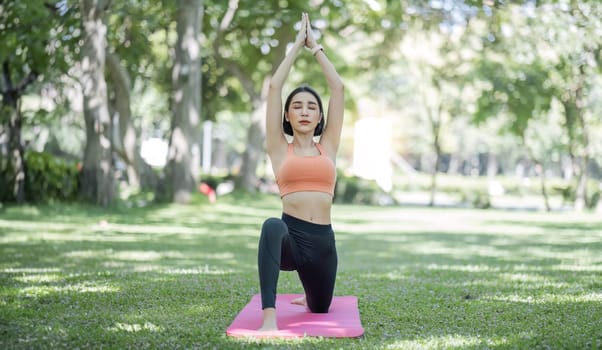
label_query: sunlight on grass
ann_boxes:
[406,241,514,258]
[108,321,162,333]
[501,272,560,283]
[384,330,548,349]
[19,283,119,297]
[554,264,602,272]
[163,266,235,275]
[2,267,62,273]
[1,199,600,349]
[0,220,261,242]
[385,334,484,349]
[522,247,598,260]
[64,250,112,258]
[489,292,602,304]
[112,250,183,261]
[14,273,63,283]
[426,264,501,272]
[336,221,550,235]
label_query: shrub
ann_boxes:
[24,151,79,202]
[460,189,491,209]
[555,179,601,210]
[334,172,394,205]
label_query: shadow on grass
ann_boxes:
[1,269,256,348]
[0,191,280,223]
[1,198,601,349]
[485,219,602,233]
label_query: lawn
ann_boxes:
[1,193,601,349]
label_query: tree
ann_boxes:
[0,0,79,203]
[361,1,484,206]
[156,0,204,203]
[469,1,602,210]
[204,0,302,191]
[205,0,369,191]
[78,0,116,206]
[104,0,170,191]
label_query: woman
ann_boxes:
[257,12,344,331]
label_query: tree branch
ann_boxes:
[2,60,13,92]
[17,71,39,94]
[213,0,239,54]
[220,0,238,31]
[44,2,59,13]
[223,58,259,102]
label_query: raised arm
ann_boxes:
[265,14,307,157]
[305,14,344,157]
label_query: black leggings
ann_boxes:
[258,213,337,313]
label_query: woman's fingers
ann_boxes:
[296,13,306,43]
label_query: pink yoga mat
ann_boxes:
[226,294,364,338]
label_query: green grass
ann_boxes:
[1,193,601,349]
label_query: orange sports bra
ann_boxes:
[276,143,336,197]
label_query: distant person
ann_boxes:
[256,12,345,331]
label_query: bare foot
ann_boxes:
[258,308,278,331]
[291,295,306,306]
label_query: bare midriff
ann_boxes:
[281,191,333,224]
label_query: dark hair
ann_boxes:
[283,85,325,136]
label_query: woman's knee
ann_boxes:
[261,217,287,235]
[308,298,331,313]
[259,218,287,243]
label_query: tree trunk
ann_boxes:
[538,163,551,212]
[1,61,36,203]
[486,152,498,177]
[429,144,440,207]
[447,153,460,174]
[428,105,442,207]
[7,98,25,203]
[79,0,115,206]
[157,0,203,203]
[238,78,269,192]
[575,81,590,210]
[105,51,139,187]
[230,22,294,192]
[523,140,551,212]
[561,64,590,212]
[105,51,158,190]
[574,156,589,211]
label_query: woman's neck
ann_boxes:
[292,135,315,149]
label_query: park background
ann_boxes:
[1,0,601,349]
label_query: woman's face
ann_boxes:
[286,91,321,135]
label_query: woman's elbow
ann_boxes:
[331,79,344,93]
[268,80,283,91]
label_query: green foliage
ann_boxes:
[3,0,602,209]
[473,60,554,137]
[0,154,13,202]
[201,172,235,190]
[23,151,79,202]
[0,0,79,87]
[460,188,491,209]
[202,0,372,117]
[334,172,392,205]
[107,0,172,81]
[556,179,601,210]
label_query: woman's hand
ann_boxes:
[295,13,308,46]
[304,13,318,50]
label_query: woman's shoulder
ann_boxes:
[268,141,291,169]
[316,141,337,160]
